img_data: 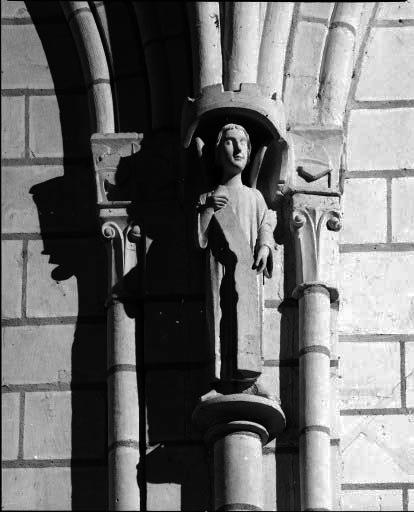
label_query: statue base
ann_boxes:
[192,393,286,444]
[193,394,285,511]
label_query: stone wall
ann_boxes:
[1,1,414,511]
[338,2,414,510]
[1,2,107,509]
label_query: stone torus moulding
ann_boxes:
[92,133,143,511]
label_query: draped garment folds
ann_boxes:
[196,183,275,382]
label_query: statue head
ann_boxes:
[215,124,251,177]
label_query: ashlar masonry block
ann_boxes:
[2,164,99,234]
[356,27,414,101]
[377,1,414,21]
[338,342,401,409]
[1,324,106,385]
[1,0,30,19]
[29,95,90,158]
[1,25,53,89]
[29,96,63,158]
[26,238,105,318]
[338,252,414,334]
[1,467,71,510]
[24,390,105,459]
[146,482,181,511]
[347,109,414,171]
[1,466,106,510]
[1,96,25,159]
[24,391,72,459]
[26,239,78,317]
[1,21,83,90]
[406,342,414,407]
[299,2,334,20]
[341,178,387,244]
[284,21,327,125]
[392,177,414,243]
[1,393,20,460]
[340,414,414,483]
[1,240,23,319]
[340,489,403,511]
[1,165,62,234]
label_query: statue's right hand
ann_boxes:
[206,194,229,212]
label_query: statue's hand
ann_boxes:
[253,245,270,274]
[206,193,229,212]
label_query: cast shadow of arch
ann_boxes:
[26,2,107,509]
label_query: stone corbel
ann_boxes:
[91,132,143,511]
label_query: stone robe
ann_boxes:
[196,183,275,383]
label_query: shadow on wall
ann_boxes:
[26,1,209,508]
[121,133,212,510]
[26,1,298,508]
[26,2,107,510]
[126,131,300,510]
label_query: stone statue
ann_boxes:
[196,124,276,397]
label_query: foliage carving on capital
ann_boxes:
[289,195,341,296]
[101,220,141,293]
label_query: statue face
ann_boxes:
[217,127,249,174]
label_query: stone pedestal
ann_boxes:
[193,394,285,511]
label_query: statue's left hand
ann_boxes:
[253,245,270,274]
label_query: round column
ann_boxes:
[107,300,140,511]
[193,394,285,512]
[296,284,333,511]
[209,421,267,511]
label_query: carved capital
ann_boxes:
[289,194,341,300]
[101,221,141,295]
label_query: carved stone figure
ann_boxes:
[196,124,276,396]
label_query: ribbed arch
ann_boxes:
[60,1,115,133]
[60,1,368,135]
[61,1,193,134]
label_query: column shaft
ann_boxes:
[213,431,263,511]
[107,300,140,511]
[298,285,331,511]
